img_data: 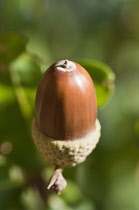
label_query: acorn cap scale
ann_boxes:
[35,60,97,140]
[32,118,101,168]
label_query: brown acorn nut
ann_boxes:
[35,59,97,140]
[32,60,101,193]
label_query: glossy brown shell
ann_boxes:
[35,61,97,140]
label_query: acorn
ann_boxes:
[32,59,101,194]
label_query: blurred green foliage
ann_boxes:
[0,0,139,210]
[77,60,115,107]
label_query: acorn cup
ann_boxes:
[32,60,101,194]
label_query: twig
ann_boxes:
[47,167,67,195]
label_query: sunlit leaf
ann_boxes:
[48,195,72,210]
[21,187,45,210]
[74,200,95,210]
[77,60,115,108]
[0,84,15,105]
[61,180,82,205]
[10,53,42,87]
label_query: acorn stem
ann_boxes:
[55,59,68,68]
[47,167,67,194]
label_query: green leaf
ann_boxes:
[10,53,42,87]
[135,120,139,136]
[0,181,24,210]
[61,180,82,205]
[0,32,28,65]
[21,187,45,210]
[0,84,15,105]
[0,32,28,85]
[0,85,43,172]
[77,60,115,108]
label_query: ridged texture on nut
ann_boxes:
[32,118,101,168]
